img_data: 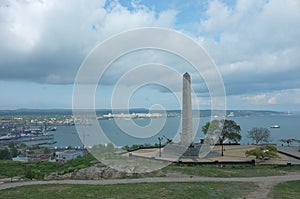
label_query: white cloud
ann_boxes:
[226,88,300,110]
[267,89,300,105]
[267,96,277,105]
[0,0,177,84]
[99,1,176,37]
[245,94,267,104]
[197,0,300,99]
[0,0,299,110]
[199,0,300,62]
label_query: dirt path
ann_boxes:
[236,181,275,199]
[1,173,300,198]
[234,172,300,199]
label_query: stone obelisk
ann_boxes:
[181,72,192,146]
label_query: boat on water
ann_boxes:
[0,131,54,145]
[227,112,235,117]
[46,126,57,131]
[270,124,280,128]
[0,133,54,141]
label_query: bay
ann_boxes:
[52,113,300,148]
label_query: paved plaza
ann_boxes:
[128,145,300,164]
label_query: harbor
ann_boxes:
[1,111,299,149]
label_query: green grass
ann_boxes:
[0,153,97,179]
[164,164,300,177]
[1,154,299,180]
[0,182,257,199]
[269,180,300,199]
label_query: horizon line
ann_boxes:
[0,108,289,112]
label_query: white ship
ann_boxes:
[270,124,280,128]
[227,112,234,117]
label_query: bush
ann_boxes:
[24,167,45,180]
[0,149,11,160]
[245,145,279,160]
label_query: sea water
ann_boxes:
[52,113,300,148]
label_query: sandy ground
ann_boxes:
[130,145,300,164]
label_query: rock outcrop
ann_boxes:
[45,163,127,180]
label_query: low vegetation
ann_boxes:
[1,154,300,180]
[245,145,279,160]
[165,164,300,178]
[269,180,300,198]
[0,182,258,199]
[0,153,97,180]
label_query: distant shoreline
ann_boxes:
[0,109,289,117]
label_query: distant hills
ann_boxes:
[0,108,286,117]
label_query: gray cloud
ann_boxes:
[197,0,300,97]
[1,0,300,110]
[0,0,176,84]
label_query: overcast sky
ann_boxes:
[0,0,299,111]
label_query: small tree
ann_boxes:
[43,147,51,154]
[24,167,34,180]
[0,149,11,160]
[8,142,15,149]
[10,147,19,158]
[279,139,300,147]
[247,127,271,144]
[202,119,242,156]
[20,143,27,148]
[105,143,115,152]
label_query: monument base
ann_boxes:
[161,143,201,158]
[182,144,201,157]
[161,143,220,158]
